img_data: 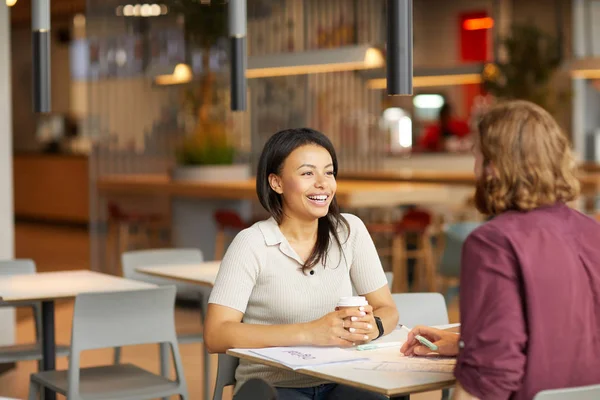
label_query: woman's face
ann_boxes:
[269,144,337,222]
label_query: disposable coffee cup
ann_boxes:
[336,296,368,310]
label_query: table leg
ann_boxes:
[201,295,211,400]
[41,300,56,400]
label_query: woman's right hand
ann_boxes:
[400,326,460,356]
[305,308,372,347]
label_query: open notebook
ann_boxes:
[248,346,368,370]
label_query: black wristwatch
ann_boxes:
[374,316,384,340]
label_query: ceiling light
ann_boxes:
[246,45,384,79]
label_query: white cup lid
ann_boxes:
[337,296,368,307]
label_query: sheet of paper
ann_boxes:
[352,356,456,374]
[249,346,368,370]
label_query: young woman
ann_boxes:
[205,128,398,399]
[401,100,600,400]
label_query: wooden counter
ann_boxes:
[96,174,451,208]
[342,169,600,197]
[340,169,476,186]
[14,153,89,224]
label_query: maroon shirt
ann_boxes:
[455,203,600,400]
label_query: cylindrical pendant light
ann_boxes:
[229,0,247,111]
[387,0,413,96]
[32,0,51,113]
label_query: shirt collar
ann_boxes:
[257,217,286,246]
[257,217,305,265]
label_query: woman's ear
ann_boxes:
[268,173,283,194]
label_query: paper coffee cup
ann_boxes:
[336,296,368,309]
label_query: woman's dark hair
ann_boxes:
[256,128,350,274]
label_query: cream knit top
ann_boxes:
[208,213,387,390]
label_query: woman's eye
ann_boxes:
[301,171,313,176]
[326,171,334,176]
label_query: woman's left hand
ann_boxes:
[336,304,379,344]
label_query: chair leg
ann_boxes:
[28,379,40,400]
[201,296,211,400]
[214,229,225,260]
[421,234,437,293]
[113,347,122,364]
[159,343,170,400]
[160,342,170,377]
[391,234,408,293]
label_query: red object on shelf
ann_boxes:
[459,11,490,62]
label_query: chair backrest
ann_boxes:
[533,384,600,400]
[121,248,203,283]
[233,378,278,400]
[438,222,482,278]
[213,353,240,400]
[70,286,177,351]
[385,271,393,291]
[68,286,187,397]
[0,259,36,276]
[392,293,449,327]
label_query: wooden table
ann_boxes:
[227,328,455,398]
[136,262,220,288]
[136,262,220,400]
[97,174,451,208]
[0,270,155,400]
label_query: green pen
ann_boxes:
[400,324,439,352]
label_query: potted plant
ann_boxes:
[482,24,566,114]
[167,0,251,182]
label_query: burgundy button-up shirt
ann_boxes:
[455,203,600,400]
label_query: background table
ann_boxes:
[136,261,219,400]
[0,270,155,400]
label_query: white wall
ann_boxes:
[0,2,16,347]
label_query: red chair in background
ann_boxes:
[366,209,438,293]
[213,210,253,260]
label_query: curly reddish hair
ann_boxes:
[474,100,580,215]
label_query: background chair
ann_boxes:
[367,208,437,293]
[214,210,252,260]
[533,383,600,399]
[435,221,482,303]
[392,292,449,328]
[120,248,210,400]
[233,378,278,400]
[28,286,188,400]
[392,292,451,400]
[212,353,240,400]
[107,202,171,275]
[0,259,69,370]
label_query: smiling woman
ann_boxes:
[204,128,399,400]
[256,129,347,273]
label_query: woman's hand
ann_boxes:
[337,305,379,344]
[400,326,460,356]
[305,308,373,347]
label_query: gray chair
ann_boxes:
[119,249,210,399]
[392,292,449,328]
[28,286,188,400]
[533,384,600,399]
[437,222,482,302]
[392,292,450,400]
[233,378,278,400]
[213,353,240,400]
[0,259,69,369]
